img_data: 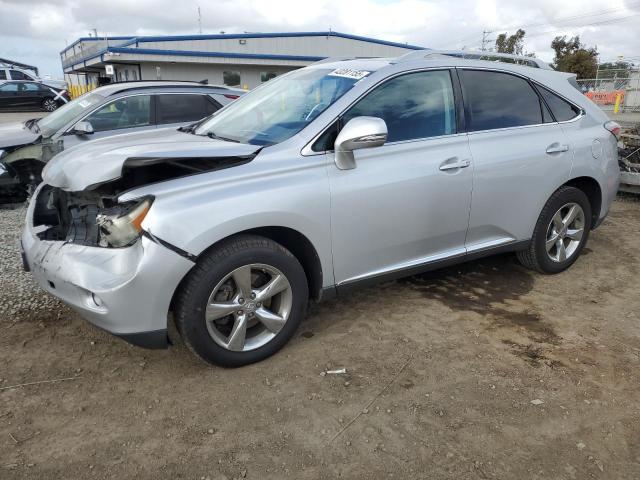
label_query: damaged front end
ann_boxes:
[0,139,63,205]
[22,138,261,347]
[22,184,195,349]
[33,185,152,248]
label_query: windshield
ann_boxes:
[195,67,369,145]
[37,92,105,136]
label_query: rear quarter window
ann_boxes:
[536,85,581,122]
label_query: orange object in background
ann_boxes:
[585,90,625,105]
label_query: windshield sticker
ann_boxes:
[78,100,91,108]
[328,68,371,80]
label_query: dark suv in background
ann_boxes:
[0,81,243,203]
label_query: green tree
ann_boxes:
[551,35,598,79]
[596,61,633,79]
[495,29,526,55]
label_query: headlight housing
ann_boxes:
[97,197,153,247]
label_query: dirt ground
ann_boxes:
[1,197,640,480]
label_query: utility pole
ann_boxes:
[481,30,493,51]
[197,6,202,34]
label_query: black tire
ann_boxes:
[517,186,592,274]
[174,234,308,367]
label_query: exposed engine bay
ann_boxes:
[33,185,145,248]
[32,152,257,248]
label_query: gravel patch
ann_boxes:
[0,207,62,320]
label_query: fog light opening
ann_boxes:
[91,293,104,308]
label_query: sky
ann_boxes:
[1,0,639,79]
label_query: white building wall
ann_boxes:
[138,63,296,89]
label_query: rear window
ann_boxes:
[536,85,581,122]
[156,94,219,125]
[461,70,543,131]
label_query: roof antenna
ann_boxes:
[197,6,202,34]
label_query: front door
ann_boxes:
[63,94,156,148]
[328,69,473,286]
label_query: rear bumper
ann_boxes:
[22,188,194,348]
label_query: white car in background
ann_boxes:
[0,66,67,90]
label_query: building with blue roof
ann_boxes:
[60,31,424,90]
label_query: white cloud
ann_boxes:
[0,0,638,78]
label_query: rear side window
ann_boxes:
[0,71,6,80]
[536,85,581,122]
[461,70,543,131]
[342,70,457,143]
[156,94,220,125]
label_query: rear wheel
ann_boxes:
[42,97,58,112]
[517,186,591,273]
[175,235,308,367]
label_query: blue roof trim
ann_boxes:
[61,36,135,54]
[107,47,325,62]
[62,31,424,55]
[132,31,424,50]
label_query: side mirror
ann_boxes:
[334,116,387,170]
[72,121,94,135]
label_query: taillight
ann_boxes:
[224,94,240,100]
[604,120,621,140]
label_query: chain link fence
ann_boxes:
[576,69,640,113]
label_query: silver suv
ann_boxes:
[22,52,620,367]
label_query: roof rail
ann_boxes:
[393,50,551,69]
[0,57,39,75]
[310,56,382,66]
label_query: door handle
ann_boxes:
[439,158,471,171]
[546,144,569,154]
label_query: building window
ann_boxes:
[223,71,241,87]
[261,72,277,83]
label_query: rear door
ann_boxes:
[459,69,573,250]
[154,93,221,128]
[20,83,46,108]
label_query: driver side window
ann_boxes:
[86,95,151,132]
[342,70,457,144]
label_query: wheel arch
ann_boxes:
[169,226,325,315]
[563,176,602,228]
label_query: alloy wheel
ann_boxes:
[205,263,293,352]
[545,202,585,262]
[43,99,58,111]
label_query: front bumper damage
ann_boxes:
[22,185,194,348]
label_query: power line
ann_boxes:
[524,12,640,38]
[440,2,640,48]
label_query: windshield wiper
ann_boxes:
[205,131,240,143]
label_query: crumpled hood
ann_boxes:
[42,128,260,191]
[0,122,39,149]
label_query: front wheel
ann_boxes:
[175,235,308,367]
[517,186,592,274]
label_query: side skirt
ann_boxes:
[333,240,530,297]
